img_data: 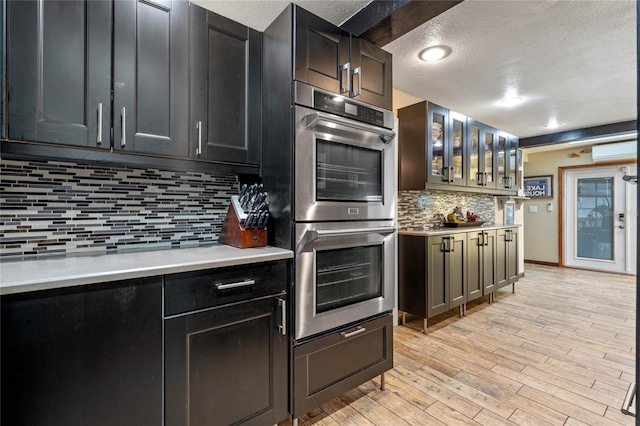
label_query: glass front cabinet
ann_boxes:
[497,131,520,191]
[467,118,498,190]
[426,102,466,186]
[398,100,519,195]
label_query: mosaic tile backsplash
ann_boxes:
[398,190,496,231]
[1,159,238,258]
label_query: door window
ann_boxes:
[576,177,613,260]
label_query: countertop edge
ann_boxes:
[0,246,293,296]
[398,224,521,236]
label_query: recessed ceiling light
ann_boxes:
[545,120,562,129]
[418,45,452,62]
[499,96,524,107]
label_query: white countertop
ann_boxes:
[399,224,521,237]
[0,245,293,295]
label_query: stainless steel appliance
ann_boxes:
[294,82,396,222]
[294,221,396,340]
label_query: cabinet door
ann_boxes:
[467,119,482,187]
[508,135,521,191]
[483,230,497,294]
[351,37,392,110]
[292,314,393,417]
[508,228,520,283]
[483,125,498,189]
[427,103,449,184]
[295,6,350,95]
[448,233,467,307]
[8,0,111,148]
[496,228,509,289]
[427,235,449,316]
[1,278,162,426]
[190,5,261,164]
[497,131,510,189]
[398,235,427,318]
[448,110,467,186]
[467,232,483,302]
[165,295,287,426]
[114,0,188,157]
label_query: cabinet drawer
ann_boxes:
[292,314,393,417]
[164,260,287,316]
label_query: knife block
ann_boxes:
[219,197,267,249]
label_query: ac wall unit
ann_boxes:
[591,141,637,162]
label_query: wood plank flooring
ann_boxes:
[280,264,636,426]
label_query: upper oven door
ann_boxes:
[294,221,396,341]
[294,105,396,222]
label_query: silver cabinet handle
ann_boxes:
[196,121,202,156]
[215,279,255,290]
[352,66,361,97]
[340,62,351,95]
[277,297,286,336]
[483,172,489,186]
[484,232,489,246]
[450,166,455,183]
[120,107,126,147]
[449,236,455,252]
[97,103,103,145]
[341,326,366,338]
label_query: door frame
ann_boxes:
[558,160,637,268]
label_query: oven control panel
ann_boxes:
[313,92,384,127]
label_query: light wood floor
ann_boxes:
[281,264,637,426]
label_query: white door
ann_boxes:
[564,165,637,273]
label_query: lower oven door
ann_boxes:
[295,221,396,341]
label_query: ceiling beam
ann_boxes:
[519,120,638,148]
[341,0,464,47]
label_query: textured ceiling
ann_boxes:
[191,0,636,139]
[384,0,637,138]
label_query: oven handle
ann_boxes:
[297,226,395,253]
[303,112,395,143]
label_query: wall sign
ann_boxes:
[523,175,553,198]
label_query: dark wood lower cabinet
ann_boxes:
[1,277,163,426]
[164,261,289,426]
[292,314,393,418]
[399,228,517,329]
[497,227,519,290]
[467,230,497,302]
[165,295,287,426]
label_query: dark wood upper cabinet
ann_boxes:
[294,6,392,110]
[7,0,112,148]
[295,7,351,96]
[189,4,262,165]
[8,0,188,156]
[398,100,519,195]
[351,37,393,110]
[113,0,188,157]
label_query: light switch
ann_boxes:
[528,205,537,213]
[547,203,553,212]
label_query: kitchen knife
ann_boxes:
[238,183,247,199]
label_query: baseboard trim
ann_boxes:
[525,260,560,267]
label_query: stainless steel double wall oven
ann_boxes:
[291,82,396,341]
